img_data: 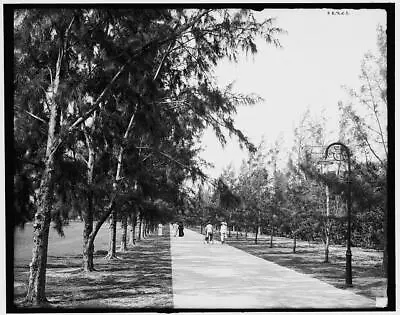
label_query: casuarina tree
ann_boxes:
[13,8,283,305]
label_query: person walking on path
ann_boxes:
[205,222,213,244]
[158,223,163,236]
[220,221,228,244]
[172,222,178,237]
[178,222,184,237]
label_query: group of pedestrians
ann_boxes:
[172,222,185,237]
[205,221,228,244]
[171,221,229,245]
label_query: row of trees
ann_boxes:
[12,8,283,305]
[191,25,387,266]
[195,113,385,256]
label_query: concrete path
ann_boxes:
[170,227,376,309]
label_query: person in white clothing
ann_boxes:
[158,223,163,236]
[220,222,228,244]
[205,223,213,244]
[172,222,178,237]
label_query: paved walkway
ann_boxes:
[170,227,376,309]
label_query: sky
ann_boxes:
[198,8,387,180]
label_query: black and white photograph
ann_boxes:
[5,3,395,312]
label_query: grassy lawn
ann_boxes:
[191,226,386,301]
[13,222,173,310]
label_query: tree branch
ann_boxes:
[141,153,153,163]
[50,10,214,157]
[158,150,191,170]
[362,69,388,159]
[47,66,53,87]
[362,134,385,169]
[153,40,175,81]
[115,103,139,183]
[25,110,47,124]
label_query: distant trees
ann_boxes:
[211,109,386,259]
[339,25,387,169]
[338,23,387,273]
[236,147,271,244]
[208,25,387,274]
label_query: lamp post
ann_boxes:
[324,142,352,287]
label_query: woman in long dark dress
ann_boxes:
[178,222,184,237]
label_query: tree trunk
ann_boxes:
[270,227,274,248]
[255,226,258,244]
[26,184,53,305]
[86,201,114,264]
[26,118,59,304]
[142,220,146,238]
[106,209,118,259]
[82,190,94,271]
[324,185,330,263]
[120,215,128,252]
[26,42,65,305]
[137,213,142,241]
[83,229,94,272]
[82,127,95,272]
[236,229,239,239]
[105,146,124,260]
[128,212,136,247]
[146,223,151,236]
[324,234,330,263]
[105,107,137,259]
[293,234,297,253]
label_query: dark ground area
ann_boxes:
[13,223,173,310]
